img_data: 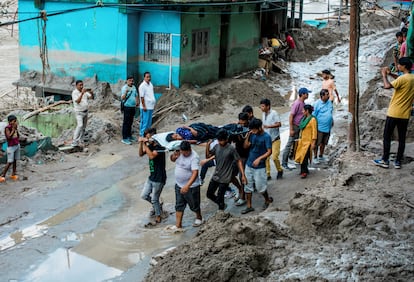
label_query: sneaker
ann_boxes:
[129,136,138,142]
[224,191,234,198]
[193,219,203,227]
[10,175,18,181]
[121,139,132,145]
[313,158,320,164]
[372,159,389,168]
[394,161,401,169]
[235,198,247,206]
[241,207,255,214]
[165,225,185,233]
[0,176,5,183]
[318,156,326,162]
[71,142,79,147]
[277,170,283,179]
[300,173,307,179]
[282,164,290,170]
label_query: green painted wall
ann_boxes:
[180,9,221,86]
[21,112,76,138]
[180,5,260,86]
[226,5,260,76]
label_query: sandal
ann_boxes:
[144,221,160,228]
[165,225,185,233]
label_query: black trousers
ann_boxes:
[122,106,136,139]
[301,147,311,174]
[382,116,409,162]
[206,179,228,210]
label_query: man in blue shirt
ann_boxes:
[313,89,334,163]
[242,118,273,214]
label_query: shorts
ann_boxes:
[7,144,20,163]
[317,131,330,146]
[244,166,267,194]
[175,184,201,213]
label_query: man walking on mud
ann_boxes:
[170,141,203,231]
[242,118,273,214]
[204,129,247,211]
[260,98,283,180]
[281,87,310,169]
[373,57,414,169]
[138,128,167,227]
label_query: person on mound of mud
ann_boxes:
[204,129,247,211]
[138,127,167,227]
[373,57,414,169]
[284,31,296,61]
[294,104,317,179]
[169,141,203,231]
[241,118,273,214]
[166,122,219,144]
[321,69,341,103]
[71,80,94,147]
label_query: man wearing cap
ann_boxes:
[282,87,310,169]
[373,57,414,169]
[321,69,341,103]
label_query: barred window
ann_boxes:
[191,29,210,59]
[144,32,170,63]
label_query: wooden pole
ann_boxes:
[348,0,360,151]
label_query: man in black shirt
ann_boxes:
[139,128,167,226]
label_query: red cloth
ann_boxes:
[286,35,296,49]
[5,124,19,146]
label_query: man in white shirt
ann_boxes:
[138,72,156,136]
[71,80,94,147]
[260,98,283,180]
[170,141,203,231]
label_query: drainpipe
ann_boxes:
[167,33,181,90]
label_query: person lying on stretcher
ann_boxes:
[166,122,248,144]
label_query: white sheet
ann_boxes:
[152,131,182,151]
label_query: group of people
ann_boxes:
[136,76,342,229]
[68,72,156,148]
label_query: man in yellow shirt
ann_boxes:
[373,57,414,169]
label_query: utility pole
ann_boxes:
[348,0,360,151]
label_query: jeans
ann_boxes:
[382,116,409,162]
[140,108,154,136]
[73,111,88,145]
[122,106,136,140]
[141,179,165,216]
[282,125,300,166]
[206,179,228,210]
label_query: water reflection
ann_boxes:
[23,248,122,282]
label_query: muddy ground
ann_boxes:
[1,7,413,282]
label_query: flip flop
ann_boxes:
[165,225,185,233]
[144,221,160,228]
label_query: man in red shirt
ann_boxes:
[285,32,296,61]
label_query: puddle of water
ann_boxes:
[23,248,123,282]
[0,224,48,251]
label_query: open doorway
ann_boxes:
[219,13,230,78]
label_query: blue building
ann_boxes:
[17,0,288,88]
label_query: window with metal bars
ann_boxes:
[191,29,210,59]
[144,32,170,62]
